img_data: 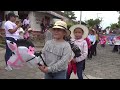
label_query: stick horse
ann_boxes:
[6,39,46,69]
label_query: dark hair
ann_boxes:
[7,13,16,20]
[74,27,84,34]
[16,39,34,48]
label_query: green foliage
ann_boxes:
[110,23,118,30]
[64,11,77,20]
[85,18,102,28]
[67,22,74,29]
[108,14,120,30]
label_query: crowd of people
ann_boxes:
[3,12,120,79]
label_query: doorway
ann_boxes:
[18,11,29,22]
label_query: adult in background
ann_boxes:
[4,13,21,71]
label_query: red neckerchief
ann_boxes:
[67,60,77,76]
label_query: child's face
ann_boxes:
[74,28,83,39]
[53,28,66,40]
[90,30,94,35]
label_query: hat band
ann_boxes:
[54,25,66,29]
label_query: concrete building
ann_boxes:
[0,11,70,32]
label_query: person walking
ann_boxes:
[67,24,88,79]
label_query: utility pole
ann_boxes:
[97,13,101,18]
[80,11,82,24]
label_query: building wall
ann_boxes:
[28,11,55,31]
[1,11,70,32]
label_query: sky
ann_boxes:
[73,11,120,29]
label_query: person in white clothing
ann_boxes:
[22,16,30,30]
[4,13,21,71]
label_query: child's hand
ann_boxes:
[17,23,22,28]
[38,65,45,70]
[42,67,48,73]
[38,65,48,73]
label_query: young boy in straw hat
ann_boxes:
[38,20,72,79]
[67,24,88,79]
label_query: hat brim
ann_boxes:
[28,28,32,31]
[52,26,71,36]
[52,26,66,30]
[69,24,89,39]
[90,29,96,35]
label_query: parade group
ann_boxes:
[2,12,120,79]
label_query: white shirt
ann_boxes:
[4,21,20,40]
[23,19,30,26]
[17,27,25,33]
[88,34,96,45]
[17,27,25,39]
[71,38,88,62]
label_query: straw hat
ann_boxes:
[53,20,67,30]
[52,20,70,36]
[89,28,96,35]
[69,24,89,39]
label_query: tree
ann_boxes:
[64,11,77,20]
[108,11,120,30]
[77,21,87,25]
[94,18,102,25]
[116,11,120,27]
[85,18,102,28]
[105,26,110,29]
[110,23,118,30]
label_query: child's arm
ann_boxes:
[47,44,72,73]
[75,41,88,62]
